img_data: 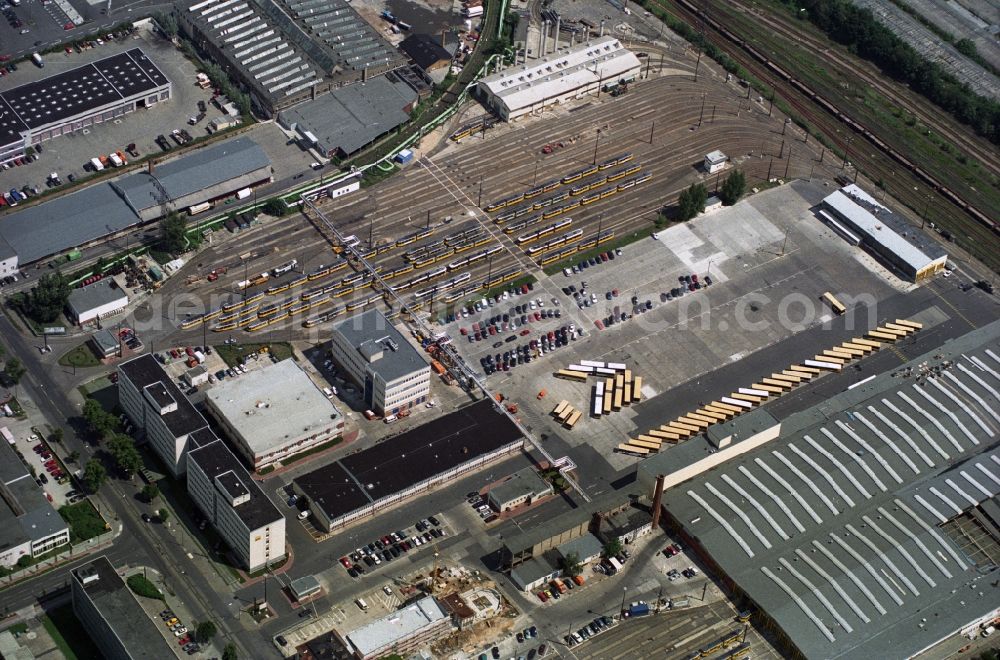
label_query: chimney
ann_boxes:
[600,19,605,37]
[147,159,154,176]
[554,17,560,51]
[537,22,544,60]
[541,20,548,58]
[311,81,317,101]
[650,474,666,529]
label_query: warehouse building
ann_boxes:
[67,279,129,327]
[0,440,70,567]
[556,533,604,565]
[340,596,451,660]
[510,555,560,592]
[486,467,553,512]
[204,358,343,471]
[294,400,523,530]
[71,557,175,660]
[399,33,453,76]
[477,37,641,120]
[638,320,1000,660]
[277,73,418,159]
[118,354,210,477]
[187,438,286,572]
[0,137,271,266]
[180,0,405,117]
[0,48,171,166]
[818,184,948,283]
[329,308,430,416]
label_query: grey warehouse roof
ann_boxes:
[205,358,341,456]
[489,467,552,505]
[332,307,428,382]
[557,533,604,560]
[0,137,270,264]
[67,279,128,316]
[510,556,558,588]
[278,73,416,156]
[654,320,1000,660]
[187,439,283,531]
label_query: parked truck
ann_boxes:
[430,360,446,375]
[552,578,567,594]
[626,602,650,617]
[108,151,124,167]
[89,157,105,171]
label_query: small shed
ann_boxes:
[185,365,209,387]
[704,150,727,174]
[289,575,322,601]
[90,328,119,358]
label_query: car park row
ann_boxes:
[159,608,201,655]
[337,516,445,578]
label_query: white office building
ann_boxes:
[330,309,430,416]
[204,359,343,471]
[117,354,209,477]
[186,438,286,572]
[477,37,642,121]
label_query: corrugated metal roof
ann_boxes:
[652,320,1000,660]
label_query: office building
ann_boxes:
[329,308,430,416]
[0,440,70,567]
[204,358,343,471]
[187,438,286,572]
[70,556,174,660]
[117,354,209,477]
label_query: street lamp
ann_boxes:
[619,585,627,617]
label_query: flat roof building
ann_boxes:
[819,185,948,283]
[70,556,174,660]
[0,137,271,265]
[187,438,286,572]
[277,73,417,159]
[118,354,209,477]
[509,555,560,592]
[329,308,430,416]
[0,49,171,166]
[704,150,727,173]
[0,440,70,567]
[477,37,641,120]
[556,533,604,565]
[340,596,451,660]
[90,328,121,358]
[204,358,343,471]
[399,34,452,74]
[487,467,553,512]
[643,319,1000,660]
[67,279,129,326]
[294,399,523,529]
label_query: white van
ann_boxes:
[297,510,310,520]
[384,414,397,424]
[983,626,996,637]
[322,387,334,398]
[355,598,369,611]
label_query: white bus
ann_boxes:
[188,202,212,215]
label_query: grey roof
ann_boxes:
[823,187,946,273]
[488,467,552,505]
[0,137,270,265]
[289,574,321,599]
[91,328,120,353]
[71,556,172,658]
[67,280,128,317]
[345,596,448,658]
[510,556,558,589]
[117,137,269,214]
[557,533,604,561]
[278,74,416,156]
[118,354,208,439]
[652,319,1000,660]
[0,235,15,261]
[0,441,68,552]
[187,440,282,531]
[399,34,452,71]
[332,308,428,382]
[205,358,341,457]
[502,489,633,556]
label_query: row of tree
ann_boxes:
[80,399,144,492]
[788,0,1000,144]
[9,273,72,324]
[674,171,747,222]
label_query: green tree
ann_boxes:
[719,170,747,206]
[14,273,71,323]
[156,12,178,38]
[262,198,287,217]
[676,182,707,221]
[4,357,26,385]
[195,621,217,644]
[160,212,189,254]
[82,399,117,438]
[222,643,237,660]
[560,552,583,577]
[82,459,107,493]
[604,538,623,559]
[107,434,143,477]
[17,555,34,569]
[67,450,80,464]
[126,574,164,600]
[49,428,64,444]
[157,508,169,524]
[141,484,160,503]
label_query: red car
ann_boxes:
[185,347,195,357]
[537,591,548,602]
[178,636,191,646]
[44,460,57,468]
[459,327,467,335]
[520,329,530,336]
[339,556,352,569]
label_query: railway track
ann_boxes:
[659,0,999,269]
